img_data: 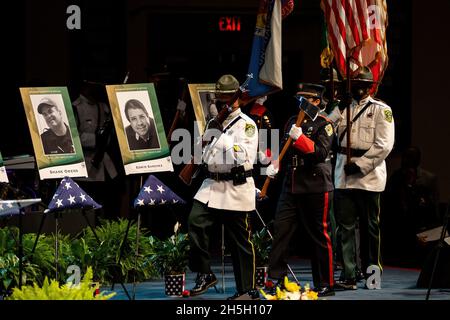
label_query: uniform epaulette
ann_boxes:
[371,98,389,108]
[318,114,332,123]
[240,112,253,122]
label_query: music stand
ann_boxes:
[0,198,41,288]
[426,201,450,300]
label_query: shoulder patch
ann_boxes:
[325,123,334,136]
[245,123,256,137]
[384,109,393,123]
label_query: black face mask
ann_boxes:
[351,85,370,101]
[215,100,232,112]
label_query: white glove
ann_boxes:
[256,96,267,105]
[209,103,218,117]
[266,164,279,178]
[289,124,303,140]
[176,99,186,112]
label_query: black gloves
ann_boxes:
[344,162,361,176]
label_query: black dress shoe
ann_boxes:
[334,279,357,290]
[356,269,366,282]
[227,289,260,300]
[190,273,218,296]
[267,278,285,296]
[316,286,335,297]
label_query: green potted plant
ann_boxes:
[252,227,272,288]
[149,222,189,296]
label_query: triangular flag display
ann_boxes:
[47,177,102,212]
[133,175,185,208]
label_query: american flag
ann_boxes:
[47,177,101,212]
[243,0,294,102]
[0,199,41,218]
[0,200,21,217]
[133,175,185,208]
[320,0,388,92]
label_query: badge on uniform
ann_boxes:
[325,123,333,136]
[245,123,256,137]
[384,109,393,123]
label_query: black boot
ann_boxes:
[190,273,218,296]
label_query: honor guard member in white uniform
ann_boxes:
[329,67,395,290]
[188,74,260,300]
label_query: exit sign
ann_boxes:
[219,16,241,32]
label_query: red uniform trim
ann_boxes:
[249,103,266,117]
[322,192,334,287]
[293,134,315,154]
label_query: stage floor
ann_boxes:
[105,258,450,301]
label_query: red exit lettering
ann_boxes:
[219,16,241,32]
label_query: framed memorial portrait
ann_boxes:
[0,151,7,183]
[188,83,216,136]
[19,87,87,180]
[106,83,173,175]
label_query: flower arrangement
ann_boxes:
[149,222,190,276]
[251,227,272,266]
[260,277,318,300]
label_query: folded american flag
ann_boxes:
[47,177,102,212]
[133,175,185,208]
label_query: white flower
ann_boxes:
[173,222,181,234]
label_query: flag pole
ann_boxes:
[132,175,144,299]
[346,58,352,165]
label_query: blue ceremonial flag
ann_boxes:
[133,175,185,208]
[47,177,102,212]
[243,0,294,103]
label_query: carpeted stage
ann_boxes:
[106,258,450,301]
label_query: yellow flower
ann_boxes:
[259,289,276,300]
[284,276,300,292]
[306,290,319,300]
[276,286,286,300]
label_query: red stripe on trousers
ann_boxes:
[322,192,334,286]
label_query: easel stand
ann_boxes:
[54,211,60,280]
[132,209,141,300]
[30,208,101,277]
[426,201,450,300]
[111,218,132,300]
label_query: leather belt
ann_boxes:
[207,170,253,181]
[337,147,368,157]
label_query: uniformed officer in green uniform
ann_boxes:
[188,74,260,300]
[329,67,395,289]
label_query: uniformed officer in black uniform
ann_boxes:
[266,83,335,297]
